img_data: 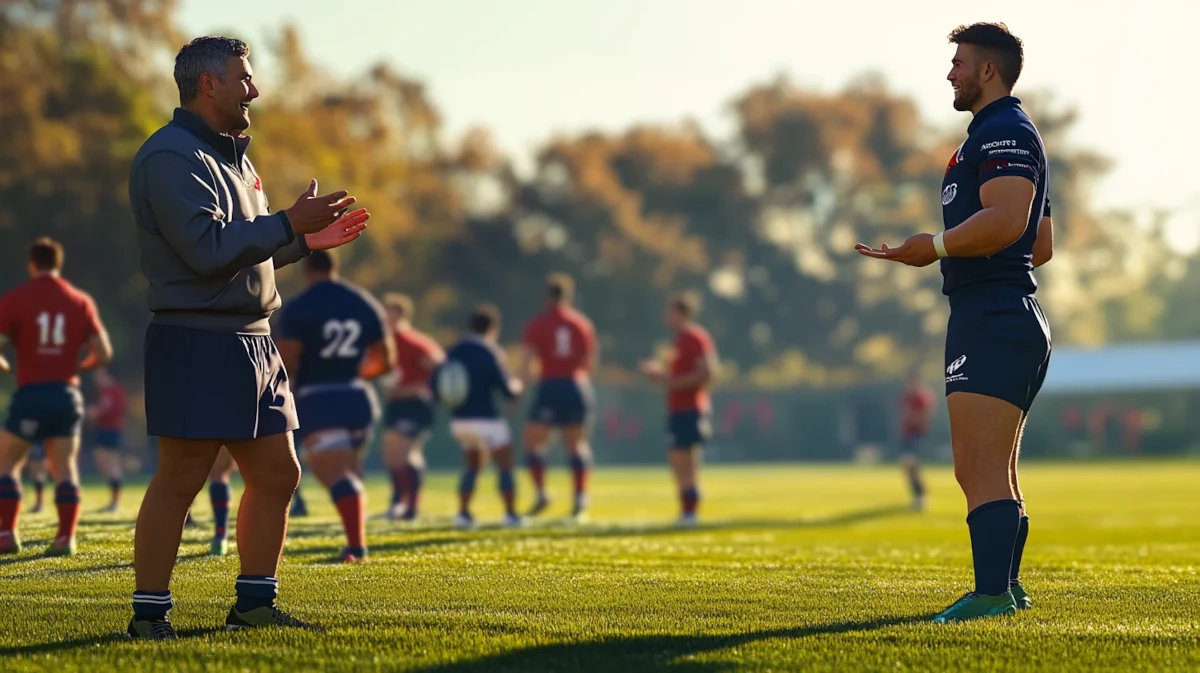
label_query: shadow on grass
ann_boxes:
[412,613,933,673]
[284,504,910,562]
[0,627,223,657]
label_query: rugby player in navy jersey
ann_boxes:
[276,250,395,563]
[435,305,524,529]
[857,23,1052,622]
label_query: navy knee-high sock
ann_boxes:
[966,499,1021,596]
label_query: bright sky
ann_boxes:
[180,0,1197,243]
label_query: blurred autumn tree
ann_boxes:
[0,0,1183,401]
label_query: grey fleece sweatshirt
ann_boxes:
[129,108,309,334]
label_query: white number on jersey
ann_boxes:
[36,312,66,347]
[554,326,571,358]
[319,319,362,358]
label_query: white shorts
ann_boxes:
[449,419,512,451]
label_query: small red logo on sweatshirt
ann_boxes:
[253,176,262,191]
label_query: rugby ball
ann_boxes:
[436,360,470,409]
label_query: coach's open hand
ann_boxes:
[284,179,358,236]
[855,233,939,267]
[305,208,370,251]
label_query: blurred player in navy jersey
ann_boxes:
[639,293,718,526]
[275,250,394,563]
[898,372,935,511]
[858,23,1052,623]
[87,367,129,512]
[23,443,48,513]
[518,274,598,522]
[0,237,114,555]
[381,293,443,521]
[435,305,523,529]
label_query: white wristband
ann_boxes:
[932,231,949,258]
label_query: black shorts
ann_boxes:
[5,383,83,443]
[385,398,435,439]
[294,383,379,450]
[944,295,1051,412]
[667,410,711,451]
[527,379,595,427]
[144,324,298,440]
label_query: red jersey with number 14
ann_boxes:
[669,323,716,413]
[523,306,596,381]
[393,327,444,387]
[0,275,103,388]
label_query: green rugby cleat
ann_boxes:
[225,605,313,631]
[125,616,178,640]
[44,536,76,557]
[209,536,228,557]
[932,591,1017,623]
[1010,583,1032,610]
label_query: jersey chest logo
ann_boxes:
[941,183,958,206]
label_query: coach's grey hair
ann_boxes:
[174,36,249,104]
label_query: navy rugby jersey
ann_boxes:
[275,279,388,389]
[940,96,1050,298]
[435,337,518,420]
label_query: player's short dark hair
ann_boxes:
[304,249,337,274]
[28,237,64,271]
[669,291,701,317]
[468,304,501,335]
[174,36,249,104]
[948,23,1024,88]
[546,273,574,303]
[383,292,414,319]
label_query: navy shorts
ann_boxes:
[945,295,1051,412]
[528,379,594,427]
[385,398,434,439]
[144,324,298,440]
[295,383,379,450]
[4,383,84,443]
[667,410,711,451]
[93,429,123,450]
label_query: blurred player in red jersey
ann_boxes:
[518,274,598,521]
[898,371,936,511]
[87,367,128,512]
[381,293,444,521]
[639,293,719,526]
[0,238,114,555]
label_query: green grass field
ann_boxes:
[1,460,1197,672]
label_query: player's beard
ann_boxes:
[953,78,983,112]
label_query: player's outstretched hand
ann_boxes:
[284,179,358,236]
[305,208,370,251]
[855,233,939,267]
[639,359,666,384]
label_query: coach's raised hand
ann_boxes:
[305,208,371,251]
[284,179,357,235]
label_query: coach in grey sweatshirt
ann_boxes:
[125,36,369,640]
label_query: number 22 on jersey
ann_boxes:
[320,319,361,358]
